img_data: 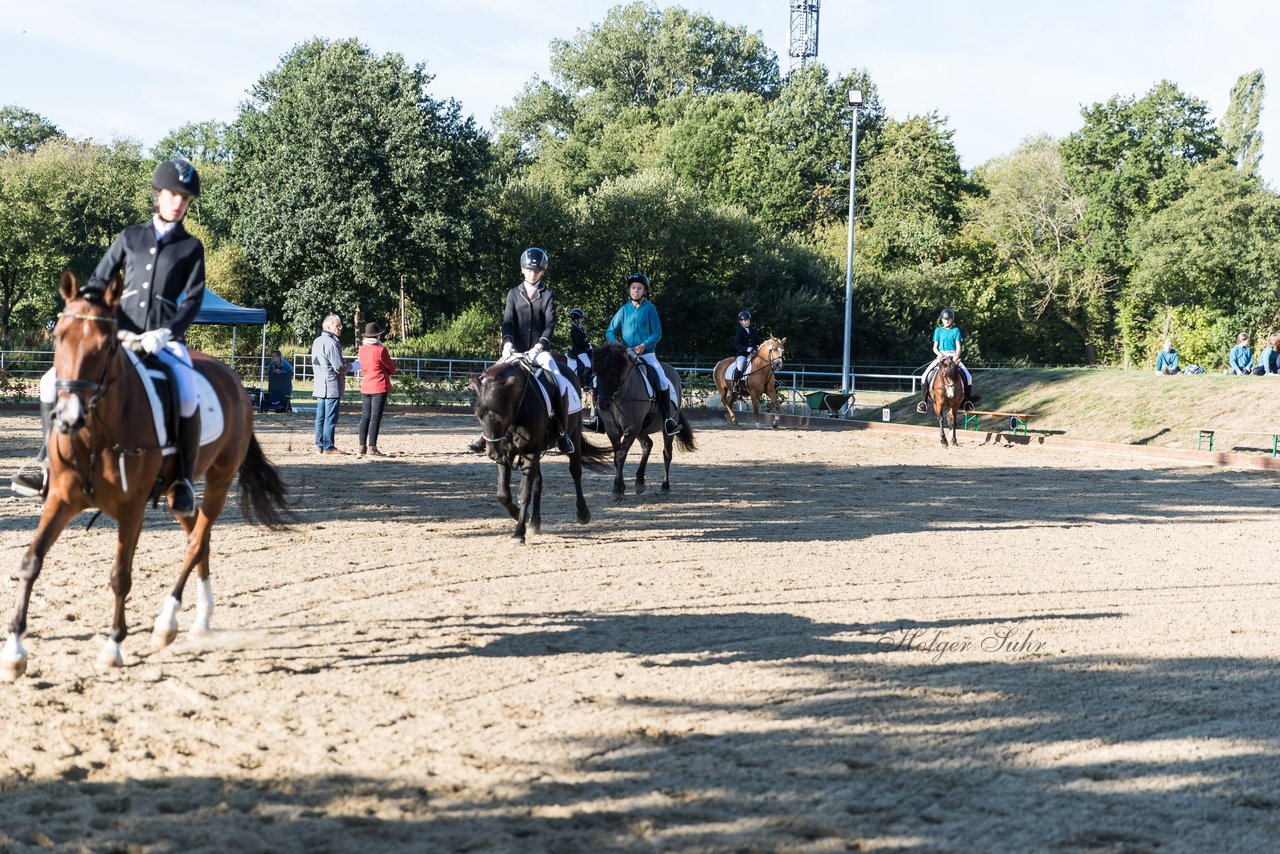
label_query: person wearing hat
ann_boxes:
[605,272,680,436]
[466,247,579,454]
[11,158,206,516]
[916,307,979,413]
[357,321,396,457]
[725,310,760,396]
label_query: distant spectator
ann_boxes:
[357,322,396,457]
[311,314,352,454]
[1229,333,1254,375]
[1154,338,1180,374]
[263,349,294,412]
[1260,333,1280,375]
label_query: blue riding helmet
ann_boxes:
[940,307,956,321]
[520,247,548,271]
[737,311,751,321]
[569,308,585,321]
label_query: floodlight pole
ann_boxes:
[841,90,863,394]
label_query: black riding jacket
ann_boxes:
[87,220,206,341]
[501,283,557,352]
[568,322,592,358]
[734,325,761,357]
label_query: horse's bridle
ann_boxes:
[480,359,535,448]
[52,309,122,498]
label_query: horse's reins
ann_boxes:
[52,309,124,500]
[480,358,536,447]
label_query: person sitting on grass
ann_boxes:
[1259,333,1280,375]
[1228,332,1254,375]
[1154,338,1180,375]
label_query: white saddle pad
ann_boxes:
[125,349,225,451]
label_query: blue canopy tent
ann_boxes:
[192,289,270,399]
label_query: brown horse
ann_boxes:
[713,336,787,428]
[1,272,290,681]
[930,356,965,446]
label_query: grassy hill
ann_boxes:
[880,368,1280,451]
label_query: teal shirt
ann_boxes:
[1230,344,1254,373]
[606,299,662,352]
[933,325,962,354]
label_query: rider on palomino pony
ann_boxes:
[467,247,577,455]
[605,273,680,437]
[11,159,206,517]
[725,310,760,395]
[917,307,980,414]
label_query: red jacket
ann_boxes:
[359,342,396,395]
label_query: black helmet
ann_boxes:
[152,158,200,197]
[626,272,650,292]
[940,307,956,321]
[569,308,585,321]
[520,247,548,271]
[737,310,751,321]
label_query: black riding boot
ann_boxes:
[658,392,680,436]
[169,413,200,518]
[11,401,53,498]
[966,382,982,404]
[466,435,487,453]
[554,395,575,454]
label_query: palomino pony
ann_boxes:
[1,272,290,681]
[592,342,696,496]
[930,356,966,446]
[712,336,787,428]
[471,356,611,542]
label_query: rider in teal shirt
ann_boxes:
[605,273,680,435]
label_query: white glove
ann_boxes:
[501,341,514,358]
[141,328,172,355]
[117,330,144,351]
[532,342,545,352]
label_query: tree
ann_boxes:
[223,38,493,338]
[967,136,1109,362]
[0,106,63,155]
[1220,69,1265,176]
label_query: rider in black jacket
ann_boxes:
[12,159,205,515]
[727,311,760,394]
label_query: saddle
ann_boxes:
[626,351,663,402]
[123,349,225,451]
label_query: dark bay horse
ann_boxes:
[712,336,787,428]
[931,356,965,446]
[592,342,696,496]
[471,356,611,542]
[1,272,290,681]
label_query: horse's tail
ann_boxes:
[238,435,294,530]
[576,434,614,472]
[674,411,696,452]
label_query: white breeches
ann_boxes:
[567,352,592,373]
[728,355,752,380]
[925,354,972,386]
[42,341,198,417]
[528,349,581,414]
[636,352,679,406]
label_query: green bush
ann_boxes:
[393,303,499,359]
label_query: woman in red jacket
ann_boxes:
[357,322,396,457]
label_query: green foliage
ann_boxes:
[1141,304,1234,371]
[1220,70,1265,176]
[223,37,493,339]
[0,106,63,155]
[396,303,499,358]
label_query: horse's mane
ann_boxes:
[473,362,523,412]
[592,341,632,395]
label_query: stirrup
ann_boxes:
[663,417,680,436]
[915,400,927,414]
[169,478,197,517]
[10,459,47,499]
[964,400,976,412]
[556,433,575,454]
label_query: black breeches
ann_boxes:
[359,393,388,446]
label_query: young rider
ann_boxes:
[566,307,593,387]
[605,273,680,436]
[466,247,577,454]
[916,307,980,413]
[11,158,206,516]
[725,310,760,395]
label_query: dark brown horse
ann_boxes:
[931,356,965,446]
[471,357,611,542]
[1,272,290,682]
[592,342,696,496]
[712,336,787,428]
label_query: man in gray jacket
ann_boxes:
[311,314,350,454]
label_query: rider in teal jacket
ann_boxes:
[605,273,679,435]
[606,296,662,352]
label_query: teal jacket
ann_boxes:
[606,299,662,352]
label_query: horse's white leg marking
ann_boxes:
[190,578,214,637]
[97,638,123,669]
[152,595,180,648]
[0,633,28,681]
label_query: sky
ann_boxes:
[2,0,1277,186]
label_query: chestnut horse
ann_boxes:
[1,272,290,681]
[471,357,611,542]
[931,356,965,446]
[713,336,787,428]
